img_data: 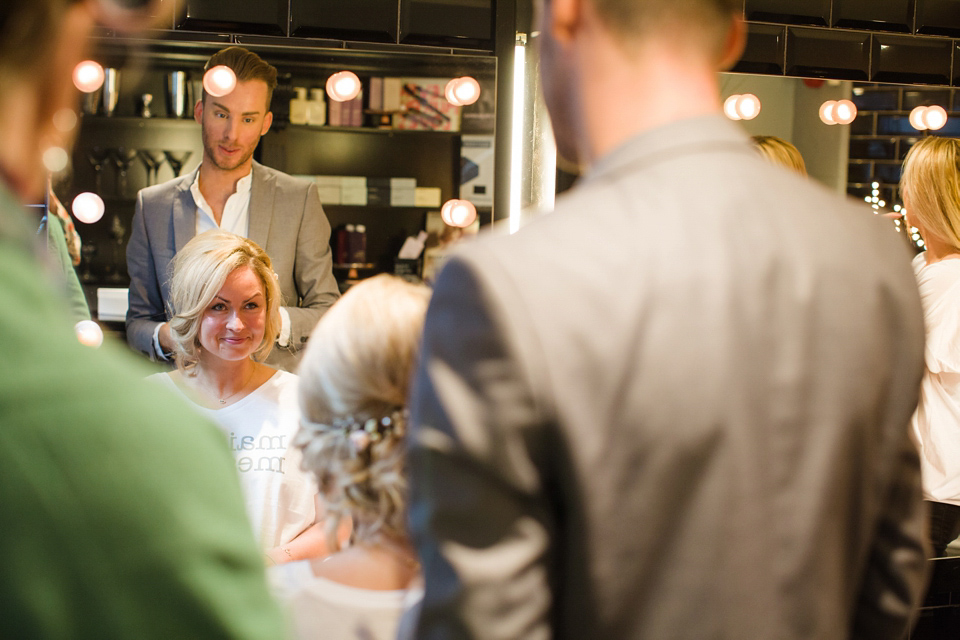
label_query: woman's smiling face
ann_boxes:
[198,265,267,361]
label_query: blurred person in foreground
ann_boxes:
[406,0,929,638]
[752,134,807,175]
[271,274,429,639]
[148,230,328,565]
[0,0,285,637]
[900,136,960,557]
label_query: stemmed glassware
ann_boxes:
[138,149,166,187]
[110,147,138,198]
[163,150,193,178]
[86,147,110,194]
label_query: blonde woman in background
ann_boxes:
[901,135,960,556]
[148,230,327,565]
[272,274,430,640]
[752,135,807,175]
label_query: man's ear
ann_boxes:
[194,98,203,123]
[260,111,273,136]
[718,14,746,71]
[548,0,581,46]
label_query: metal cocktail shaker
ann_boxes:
[166,71,188,118]
[101,68,120,117]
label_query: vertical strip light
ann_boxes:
[510,33,527,234]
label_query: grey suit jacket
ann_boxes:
[126,160,340,372]
[407,115,929,639]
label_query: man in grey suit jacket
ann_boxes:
[126,47,339,372]
[406,1,930,638]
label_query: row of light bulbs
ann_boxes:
[724,93,950,131]
[73,60,482,107]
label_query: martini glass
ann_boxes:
[86,146,110,194]
[110,147,138,198]
[138,149,165,187]
[163,150,193,177]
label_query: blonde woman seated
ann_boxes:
[901,136,960,556]
[751,135,807,175]
[272,274,430,640]
[148,230,326,564]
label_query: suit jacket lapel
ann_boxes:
[248,161,274,249]
[173,167,199,253]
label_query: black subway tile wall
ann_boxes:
[399,0,494,49]
[745,0,831,26]
[916,0,960,37]
[871,35,953,84]
[832,0,913,32]
[734,23,786,75]
[290,0,398,42]
[786,28,870,80]
[177,0,288,36]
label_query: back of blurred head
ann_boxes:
[752,135,808,176]
[901,136,960,252]
[0,0,168,203]
[537,0,744,169]
[295,274,431,548]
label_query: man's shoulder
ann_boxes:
[254,162,313,192]
[139,173,192,206]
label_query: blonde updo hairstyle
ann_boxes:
[295,274,431,550]
[168,230,282,372]
[900,136,960,251]
[752,135,807,175]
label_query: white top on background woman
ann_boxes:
[270,274,431,639]
[148,229,327,564]
[901,135,960,556]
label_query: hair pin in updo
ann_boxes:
[300,408,408,454]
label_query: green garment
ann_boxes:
[0,184,286,638]
[45,212,90,324]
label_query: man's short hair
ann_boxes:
[203,46,278,111]
[590,0,741,53]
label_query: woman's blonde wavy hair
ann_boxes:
[752,135,807,176]
[294,274,431,550]
[901,136,960,251]
[168,230,282,373]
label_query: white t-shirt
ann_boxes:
[269,560,423,640]
[149,369,317,548]
[911,253,960,506]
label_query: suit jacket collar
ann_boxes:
[248,160,275,250]
[583,114,751,187]
[173,166,200,253]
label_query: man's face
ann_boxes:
[196,78,273,173]
[536,0,583,171]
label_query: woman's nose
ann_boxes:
[226,312,244,330]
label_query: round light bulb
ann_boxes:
[326,71,361,102]
[43,147,69,173]
[909,106,929,131]
[723,95,742,121]
[71,192,105,223]
[203,65,237,98]
[833,99,857,125]
[440,199,478,228]
[72,60,105,93]
[923,105,948,131]
[819,100,838,125]
[445,77,481,107]
[75,320,104,348]
[736,94,760,120]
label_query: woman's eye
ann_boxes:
[245,302,260,310]
[211,303,226,311]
